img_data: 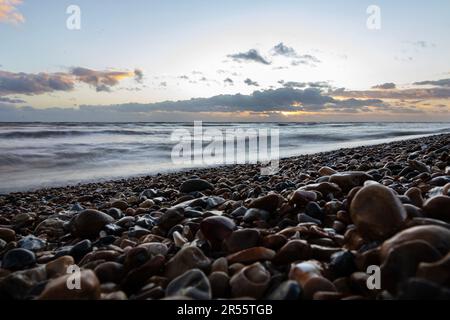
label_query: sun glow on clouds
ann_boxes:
[0,0,24,24]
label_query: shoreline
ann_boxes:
[0,133,449,300]
[3,132,449,196]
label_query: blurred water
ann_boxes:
[0,122,449,193]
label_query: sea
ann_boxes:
[0,122,449,193]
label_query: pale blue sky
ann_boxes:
[0,0,449,121]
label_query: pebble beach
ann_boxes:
[0,133,449,300]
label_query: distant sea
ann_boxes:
[0,122,449,193]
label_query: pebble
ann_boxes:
[224,229,260,253]
[69,209,114,239]
[416,252,450,285]
[248,194,281,213]
[166,269,211,299]
[45,256,75,278]
[165,246,210,279]
[69,239,93,262]
[226,247,275,264]
[2,248,36,270]
[38,270,100,300]
[180,179,213,193]
[318,166,337,176]
[209,271,230,298]
[94,261,125,283]
[200,216,235,244]
[230,262,270,299]
[0,227,15,242]
[423,195,450,222]
[139,199,155,208]
[18,235,46,251]
[329,250,356,278]
[303,276,337,299]
[350,183,407,240]
[289,190,317,207]
[272,240,311,265]
[0,266,47,299]
[266,280,301,300]
[243,208,270,222]
[329,171,372,191]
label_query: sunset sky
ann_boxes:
[1,0,449,121]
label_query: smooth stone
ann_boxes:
[303,276,337,300]
[94,261,125,283]
[124,247,152,271]
[261,234,287,250]
[0,227,15,242]
[272,240,311,265]
[300,182,341,195]
[329,251,356,278]
[230,262,270,299]
[405,187,424,207]
[69,209,114,239]
[226,247,276,264]
[69,239,92,262]
[0,266,47,299]
[248,194,281,213]
[106,208,123,220]
[380,225,450,259]
[423,196,450,222]
[45,256,75,278]
[430,176,450,186]
[71,203,84,212]
[38,270,100,300]
[2,248,36,270]
[409,160,430,173]
[266,280,301,300]
[380,240,442,293]
[139,199,155,208]
[180,179,213,193]
[289,261,322,287]
[304,202,324,220]
[121,255,165,293]
[350,183,407,240]
[111,200,128,211]
[209,271,230,298]
[34,217,66,238]
[16,235,46,252]
[298,213,321,225]
[139,242,169,257]
[157,208,184,230]
[165,246,210,279]
[224,229,260,253]
[318,166,337,176]
[397,278,450,300]
[416,252,450,285]
[200,216,235,244]
[329,171,372,191]
[230,206,247,217]
[289,190,317,207]
[211,257,228,274]
[166,269,211,299]
[243,208,270,223]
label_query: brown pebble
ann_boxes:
[45,256,75,279]
[230,262,270,299]
[226,247,275,264]
[38,270,100,300]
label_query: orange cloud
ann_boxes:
[0,0,25,24]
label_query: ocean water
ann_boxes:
[0,122,449,193]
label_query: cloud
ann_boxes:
[159,81,167,87]
[333,87,450,100]
[134,69,144,83]
[224,78,234,85]
[271,43,321,66]
[0,0,24,24]
[0,68,143,96]
[413,78,450,87]
[372,82,396,89]
[244,78,259,86]
[279,80,330,90]
[272,42,297,57]
[0,96,25,103]
[408,40,436,48]
[227,49,271,65]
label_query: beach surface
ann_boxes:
[0,133,449,300]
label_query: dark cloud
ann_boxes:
[413,78,450,87]
[272,42,297,57]
[279,80,330,90]
[0,96,25,103]
[271,43,320,66]
[224,78,234,85]
[372,82,396,89]
[0,70,74,96]
[134,69,144,83]
[0,68,142,96]
[244,78,259,86]
[227,49,271,65]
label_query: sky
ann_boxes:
[0,0,449,122]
